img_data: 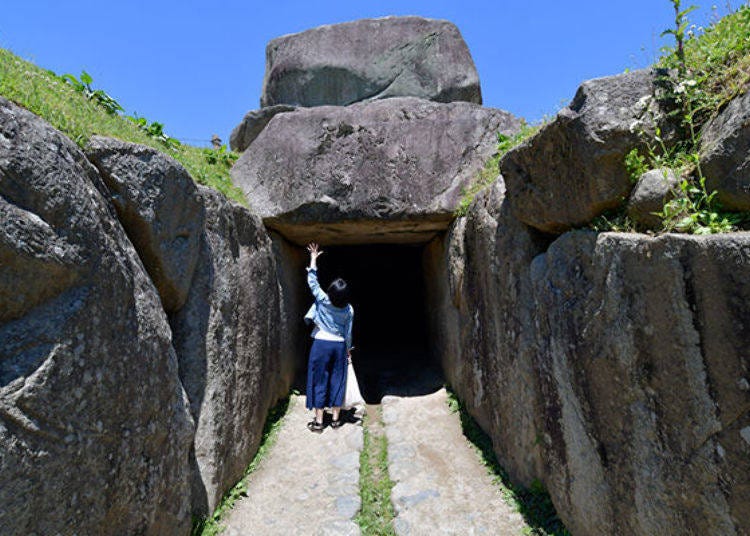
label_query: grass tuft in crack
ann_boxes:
[356,408,396,536]
[446,387,570,536]
[191,395,292,536]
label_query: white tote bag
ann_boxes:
[343,361,365,409]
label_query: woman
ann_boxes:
[304,242,353,433]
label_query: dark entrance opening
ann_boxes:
[311,244,442,403]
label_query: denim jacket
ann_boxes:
[304,268,353,350]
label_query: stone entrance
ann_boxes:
[319,244,441,402]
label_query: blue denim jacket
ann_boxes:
[304,268,353,350]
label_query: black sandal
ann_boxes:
[330,419,343,429]
[307,420,324,433]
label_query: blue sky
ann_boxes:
[1,1,727,146]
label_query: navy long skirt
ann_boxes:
[306,339,347,410]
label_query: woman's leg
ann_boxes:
[306,340,331,423]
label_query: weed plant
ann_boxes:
[60,70,124,116]
[622,1,750,234]
[0,48,245,204]
[446,388,569,536]
[191,395,292,536]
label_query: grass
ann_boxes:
[456,122,542,217]
[658,3,750,126]
[0,48,245,204]
[607,3,750,234]
[356,409,397,536]
[445,387,570,536]
[191,395,293,536]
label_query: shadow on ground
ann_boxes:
[354,350,443,404]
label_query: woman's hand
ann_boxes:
[307,242,323,270]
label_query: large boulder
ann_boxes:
[700,89,750,211]
[229,104,296,153]
[501,69,659,233]
[85,136,205,313]
[171,186,290,514]
[0,98,194,533]
[231,97,521,244]
[531,231,750,535]
[261,16,482,108]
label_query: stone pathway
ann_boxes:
[223,395,363,536]
[382,389,528,536]
[223,388,531,535]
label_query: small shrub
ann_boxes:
[127,114,181,150]
[611,1,750,234]
[202,144,239,168]
[657,175,747,233]
[624,148,648,183]
[60,70,124,116]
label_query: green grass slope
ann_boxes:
[0,48,245,204]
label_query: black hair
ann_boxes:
[327,278,350,308]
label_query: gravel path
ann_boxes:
[224,395,363,536]
[382,389,529,535]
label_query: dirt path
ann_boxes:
[223,395,363,536]
[382,389,529,535]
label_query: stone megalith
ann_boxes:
[171,186,289,514]
[85,136,205,313]
[531,231,750,535]
[0,97,194,534]
[501,69,659,233]
[700,89,750,211]
[231,96,520,244]
[260,16,482,108]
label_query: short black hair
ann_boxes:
[327,278,350,308]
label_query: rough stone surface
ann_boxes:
[701,89,750,210]
[530,231,750,535]
[229,105,296,153]
[171,186,292,515]
[0,97,194,534]
[232,97,520,244]
[85,135,205,312]
[430,173,750,534]
[627,168,682,229]
[269,231,310,383]
[261,16,481,108]
[501,69,659,233]
[382,389,529,535]
[425,182,549,488]
[223,395,363,536]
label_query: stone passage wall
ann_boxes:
[0,98,296,534]
[426,73,750,535]
[429,190,750,533]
